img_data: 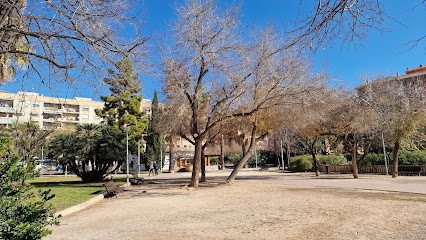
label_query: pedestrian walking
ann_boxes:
[153,161,159,176]
[148,161,154,176]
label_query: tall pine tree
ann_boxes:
[144,91,165,165]
[95,58,148,141]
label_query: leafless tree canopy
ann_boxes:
[289,0,390,50]
[0,0,148,88]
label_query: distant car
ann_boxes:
[34,159,58,172]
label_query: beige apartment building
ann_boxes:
[0,91,153,129]
[355,64,426,101]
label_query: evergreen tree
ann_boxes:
[95,58,148,141]
[144,91,165,165]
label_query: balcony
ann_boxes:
[43,108,62,114]
[0,118,13,124]
[59,117,79,123]
[43,118,57,123]
[62,108,79,114]
[0,107,15,113]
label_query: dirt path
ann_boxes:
[44,171,426,240]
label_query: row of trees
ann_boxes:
[156,0,425,187]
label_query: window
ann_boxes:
[83,107,89,111]
[402,80,407,86]
[82,115,89,119]
[94,116,101,120]
[44,103,49,108]
[33,103,40,107]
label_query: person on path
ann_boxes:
[153,161,159,176]
[148,161,154,176]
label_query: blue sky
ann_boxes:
[1,0,424,101]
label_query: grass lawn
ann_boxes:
[28,177,126,211]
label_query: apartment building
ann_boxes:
[0,91,105,129]
[355,64,426,101]
[0,91,155,129]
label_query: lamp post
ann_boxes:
[280,138,284,172]
[254,142,258,169]
[138,139,141,175]
[126,123,136,187]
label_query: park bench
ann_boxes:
[398,166,422,176]
[103,181,124,198]
[132,173,144,185]
[261,164,274,170]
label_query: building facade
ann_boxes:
[0,91,152,129]
[355,64,426,102]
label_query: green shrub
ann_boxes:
[225,154,242,166]
[209,156,219,165]
[289,155,313,172]
[397,150,426,165]
[362,153,385,165]
[0,156,59,240]
[318,154,349,165]
[343,152,352,162]
[247,150,270,167]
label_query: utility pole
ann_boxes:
[280,138,284,172]
[382,132,388,175]
[255,142,258,169]
[126,126,130,187]
[138,139,141,175]
[160,148,163,174]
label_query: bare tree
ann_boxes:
[0,0,148,91]
[322,92,379,178]
[357,73,426,177]
[288,0,391,50]
[287,0,425,51]
[162,0,326,187]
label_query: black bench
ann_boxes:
[132,173,144,185]
[398,166,422,176]
[103,181,124,198]
[261,164,274,170]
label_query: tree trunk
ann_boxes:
[200,146,206,182]
[357,142,371,168]
[190,139,203,188]
[225,124,256,184]
[392,139,400,178]
[311,152,319,177]
[220,132,225,170]
[242,143,248,168]
[308,139,319,176]
[351,143,359,178]
[169,143,175,173]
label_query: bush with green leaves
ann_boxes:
[397,150,426,165]
[0,138,59,239]
[317,154,349,165]
[209,156,219,165]
[247,150,271,167]
[289,155,313,172]
[225,153,242,166]
[344,150,426,166]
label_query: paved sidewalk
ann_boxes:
[145,169,426,194]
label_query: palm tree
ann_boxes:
[48,124,126,182]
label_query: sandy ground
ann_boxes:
[44,170,426,240]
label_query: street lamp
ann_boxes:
[138,139,141,175]
[126,123,136,187]
[280,138,284,172]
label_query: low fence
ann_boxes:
[317,164,426,176]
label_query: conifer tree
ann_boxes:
[144,91,165,165]
[95,58,148,141]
